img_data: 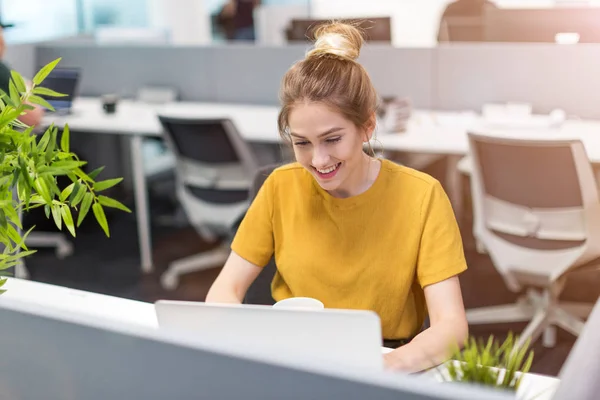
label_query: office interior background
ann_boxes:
[2,0,600,398]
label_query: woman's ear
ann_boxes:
[362,112,377,142]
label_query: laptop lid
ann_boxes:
[38,67,81,112]
[154,300,384,372]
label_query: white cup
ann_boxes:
[273,297,324,310]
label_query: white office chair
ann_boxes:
[466,133,600,349]
[157,116,259,289]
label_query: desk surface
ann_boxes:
[0,277,561,399]
[45,97,600,162]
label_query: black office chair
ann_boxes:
[157,116,260,290]
[242,164,280,306]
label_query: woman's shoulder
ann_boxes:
[381,158,442,193]
[261,162,313,190]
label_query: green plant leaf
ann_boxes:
[32,87,67,97]
[60,182,75,202]
[33,177,52,204]
[8,80,20,106]
[92,202,109,237]
[36,128,52,152]
[60,205,75,237]
[51,203,62,230]
[88,166,105,180]
[97,195,131,213]
[60,125,70,153]
[70,183,86,207]
[28,95,54,112]
[10,70,27,93]
[3,204,21,230]
[44,204,50,219]
[32,58,61,86]
[93,178,123,192]
[77,192,93,227]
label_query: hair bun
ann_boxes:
[306,22,364,62]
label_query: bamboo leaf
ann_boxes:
[88,166,105,180]
[28,95,54,112]
[3,204,21,230]
[33,177,52,204]
[77,192,93,227]
[8,80,20,106]
[92,202,109,237]
[71,183,86,207]
[60,125,70,153]
[10,70,27,93]
[60,205,75,237]
[93,178,123,192]
[60,182,75,202]
[51,203,62,230]
[97,195,131,213]
[33,58,61,86]
[32,86,67,97]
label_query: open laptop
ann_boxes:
[154,300,385,372]
[37,67,81,115]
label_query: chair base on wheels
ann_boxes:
[160,245,229,290]
[466,288,593,349]
[16,232,75,279]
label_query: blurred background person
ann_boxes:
[218,0,261,41]
[0,19,45,126]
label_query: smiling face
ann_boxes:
[288,101,374,197]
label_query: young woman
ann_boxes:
[206,22,469,373]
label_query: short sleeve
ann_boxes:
[230,173,275,267]
[416,180,468,288]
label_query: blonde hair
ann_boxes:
[277,21,379,153]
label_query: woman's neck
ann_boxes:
[330,155,381,198]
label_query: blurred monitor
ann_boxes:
[484,7,600,43]
[286,17,392,43]
[38,67,80,114]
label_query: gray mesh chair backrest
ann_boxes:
[158,116,258,205]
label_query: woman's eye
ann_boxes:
[326,137,341,144]
[293,141,309,146]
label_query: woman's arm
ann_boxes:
[205,250,263,303]
[383,276,468,373]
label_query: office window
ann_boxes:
[0,0,79,44]
[79,0,149,31]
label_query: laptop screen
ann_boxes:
[38,68,80,111]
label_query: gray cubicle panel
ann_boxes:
[4,43,36,79]
[35,43,436,109]
[0,301,513,400]
[359,47,435,108]
[435,43,600,119]
[36,45,216,102]
[210,44,306,104]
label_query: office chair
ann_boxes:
[158,116,259,290]
[242,164,280,306]
[465,133,600,349]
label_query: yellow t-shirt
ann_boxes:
[231,159,467,340]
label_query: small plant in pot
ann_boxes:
[0,58,130,290]
[431,332,549,399]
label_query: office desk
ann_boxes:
[44,98,600,273]
[0,277,561,399]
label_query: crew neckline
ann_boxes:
[311,158,390,209]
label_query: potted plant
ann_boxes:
[429,332,552,399]
[0,58,130,292]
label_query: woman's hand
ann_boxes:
[382,276,468,373]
